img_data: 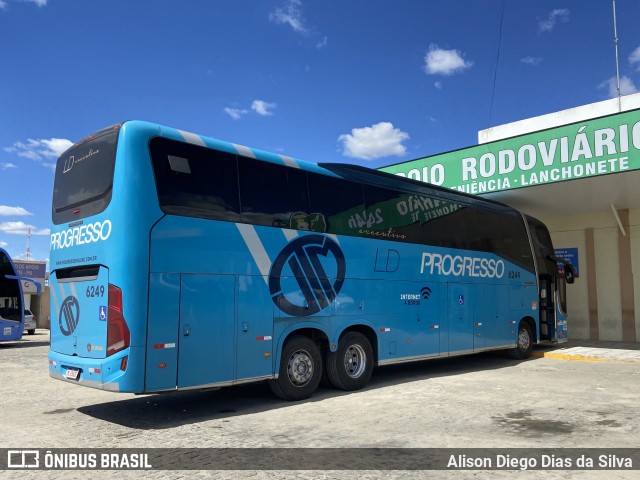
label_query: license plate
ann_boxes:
[65,368,80,380]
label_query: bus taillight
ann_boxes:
[107,284,130,356]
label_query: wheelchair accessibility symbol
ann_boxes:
[99,306,107,321]
[458,295,464,305]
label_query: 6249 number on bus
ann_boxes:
[86,285,105,297]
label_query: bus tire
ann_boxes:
[269,335,322,401]
[27,329,35,335]
[326,332,373,391]
[509,321,533,359]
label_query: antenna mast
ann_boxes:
[25,226,32,260]
[613,0,622,112]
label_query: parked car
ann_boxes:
[24,309,36,335]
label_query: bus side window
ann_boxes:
[307,174,364,236]
[149,137,240,222]
[361,186,421,243]
[238,157,309,228]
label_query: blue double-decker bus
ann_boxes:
[0,249,26,342]
[48,121,574,400]
[1,248,41,342]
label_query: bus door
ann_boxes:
[538,276,554,342]
[447,283,477,354]
[551,274,569,343]
[538,273,570,343]
[387,281,439,358]
[480,284,511,349]
[177,274,235,388]
[236,275,273,380]
[145,273,236,391]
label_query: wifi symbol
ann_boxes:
[420,287,432,300]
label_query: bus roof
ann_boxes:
[101,120,524,216]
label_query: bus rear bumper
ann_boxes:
[48,347,144,393]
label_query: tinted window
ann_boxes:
[465,209,533,271]
[239,157,309,228]
[52,125,120,224]
[420,200,471,250]
[0,251,22,321]
[527,216,557,275]
[359,186,423,243]
[308,174,364,235]
[150,137,240,221]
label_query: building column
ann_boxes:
[617,209,637,342]
[585,228,599,341]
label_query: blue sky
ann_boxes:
[2,0,640,266]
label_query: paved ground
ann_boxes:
[1,330,639,479]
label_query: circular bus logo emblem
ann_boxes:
[59,296,80,336]
[269,235,346,317]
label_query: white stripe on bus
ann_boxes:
[326,233,339,244]
[282,229,298,242]
[177,130,206,146]
[281,155,299,169]
[233,144,256,159]
[236,223,271,286]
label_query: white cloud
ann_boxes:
[0,162,17,169]
[539,9,570,33]
[0,206,32,216]
[423,44,473,76]
[224,107,248,120]
[0,0,48,8]
[338,122,409,161]
[251,100,277,116]
[5,137,73,162]
[600,76,638,98]
[269,0,308,35]
[316,36,328,50]
[0,241,7,248]
[629,46,640,70]
[434,81,443,90]
[0,221,49,235]
[521,56,542,66]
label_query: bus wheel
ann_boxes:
[326,332,373,391]
[269,335,322,401]
[509,321,533,359]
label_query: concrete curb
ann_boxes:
[532,348,640,364]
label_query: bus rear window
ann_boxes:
[52,125,120,225]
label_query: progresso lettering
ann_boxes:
[420,252,505,278]
[50,220,112,250]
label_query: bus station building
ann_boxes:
[381,94,640,343]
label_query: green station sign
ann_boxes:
[380,108,640,194]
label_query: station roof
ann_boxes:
[484,169,640,218]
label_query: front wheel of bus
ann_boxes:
[509,321,533,359]
[326,332,373,391]
[269,335,322,401]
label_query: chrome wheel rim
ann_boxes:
[518,328,531,351]
[287,349,314,387]
[343,344,366,378]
